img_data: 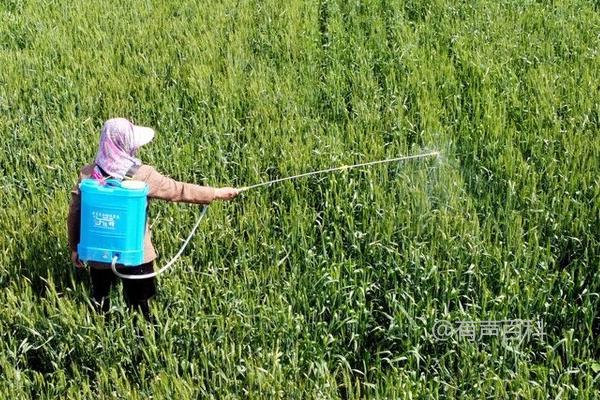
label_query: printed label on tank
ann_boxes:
[92,211,120,230]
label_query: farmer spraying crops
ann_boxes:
[67,118,437,323]
[67,118,240,321]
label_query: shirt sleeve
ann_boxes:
[140,165,216,204]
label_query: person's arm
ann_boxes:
[139,165,238,203]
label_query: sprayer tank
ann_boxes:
[77,179,148,266]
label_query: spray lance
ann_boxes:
[76,151,439,279]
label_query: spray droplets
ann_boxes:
[241,151,440,192]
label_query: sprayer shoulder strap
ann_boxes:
[124,164,140,180]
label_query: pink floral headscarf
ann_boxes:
[92,118,154,180]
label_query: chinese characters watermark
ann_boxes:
[433,319,545,347]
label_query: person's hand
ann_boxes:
[214,187,240,201]
[71,251,84,269]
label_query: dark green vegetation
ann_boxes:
[0,0,598,398]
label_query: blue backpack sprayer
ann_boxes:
[78,178,149,266]
[77,151,439,279]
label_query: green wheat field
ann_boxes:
[1,0,598,398]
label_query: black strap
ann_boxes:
[124,164,140,180]
[96,164,110,178]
